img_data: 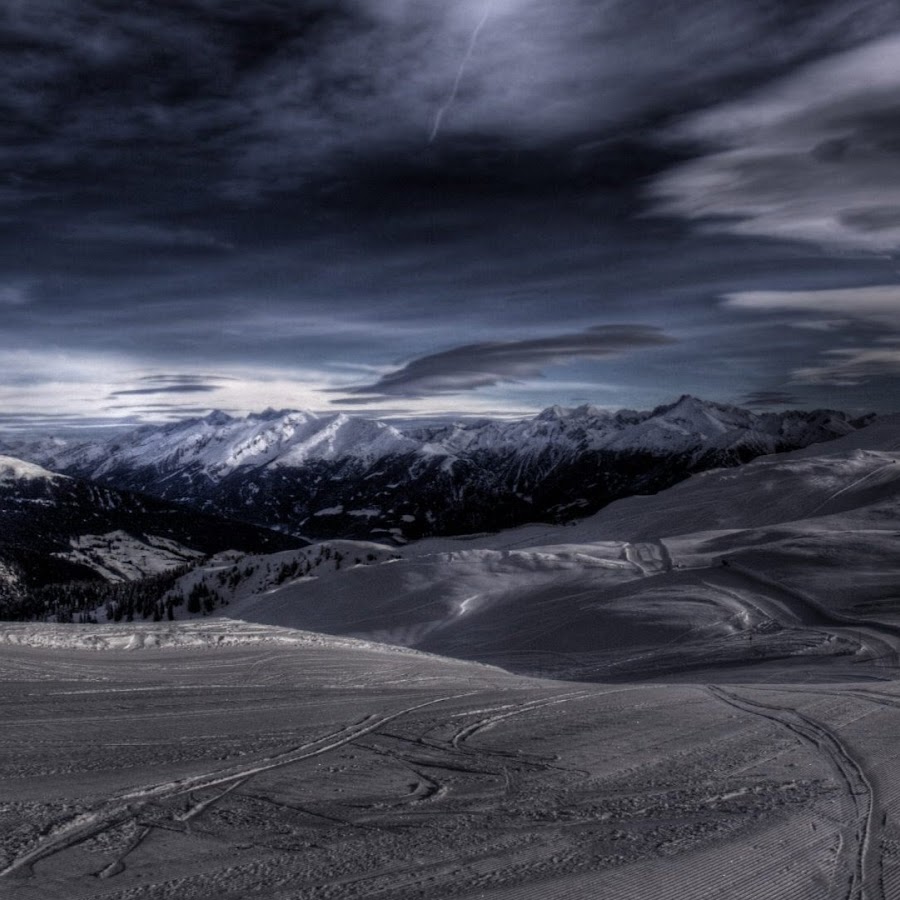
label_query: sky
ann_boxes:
[3,0,900,432]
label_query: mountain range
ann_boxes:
[3,396,873,542]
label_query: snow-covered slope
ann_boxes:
[2,417,895,900]
[9,398,870,542]
[29,409,416,480]
[475,413,900,545]
[146,414,899,682]
[0,454,65,483]
[415,395,860,458]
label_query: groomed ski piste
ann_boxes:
[3,416,900,899]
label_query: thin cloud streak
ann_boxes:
[740,390,804,407]
[652,31,900,253]
[724,286,900,328]
[109,385,222,397]
[336,325,675,399]
[723,285,900,387]
[792,345,900,386]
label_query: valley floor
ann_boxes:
[2,623,900,899]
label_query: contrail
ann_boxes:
[429,2,494,143]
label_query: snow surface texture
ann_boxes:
[2,637,899,898]
[0,619,430,654]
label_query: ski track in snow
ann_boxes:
[0,694,477,880]
[707,686,882,900]
[2,643,894,900]
[450,691,593,750]
[804,461,898,518]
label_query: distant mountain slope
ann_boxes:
[0,454,302,595]
[483,413,900,545]
[4,397,872,541]
[168,413,900,682]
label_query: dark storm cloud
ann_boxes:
[0,411,146,434]
[58,221,235,251]
[103,404,223,414]
[0,285,30,306]
[0,412,83,424]
[4,0,896,204]
[337,326,675,399]
[134,375,237,384]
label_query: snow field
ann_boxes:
[1,643,876,900]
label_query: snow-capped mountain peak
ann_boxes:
[2,397,873,543]
[202,409,235,426]
[269,413,416,467]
